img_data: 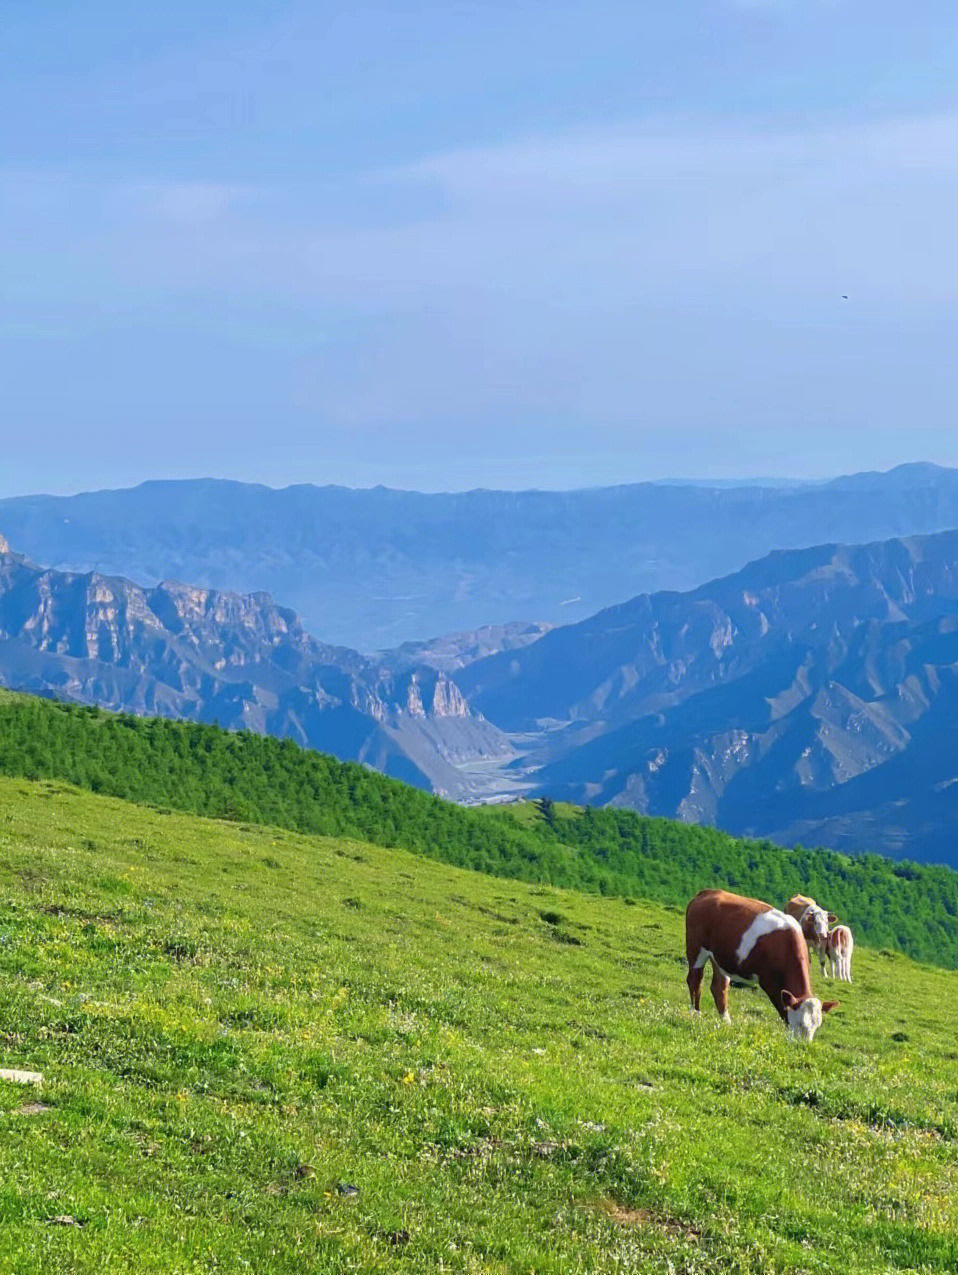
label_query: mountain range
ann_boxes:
[4,463,958,650]
[459,531,958,866]
[4,468,958,866]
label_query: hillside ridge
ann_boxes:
[0,689,954,968]
[459,530,958,864]
[7,519,958,861]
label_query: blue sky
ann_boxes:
[2,1,957,495]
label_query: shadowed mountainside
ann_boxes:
[459,531,958,865]
[7,514,958,863]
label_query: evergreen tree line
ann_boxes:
[0,691,955,967]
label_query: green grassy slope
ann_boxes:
[0,777,955,1274]
[1,690,956,967]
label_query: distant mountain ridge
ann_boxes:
[0,540,511,799]
[4,463,958,649]
[379,621,554,673]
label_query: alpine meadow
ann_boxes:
[6,2,958,1271]
[0,771,956,1274]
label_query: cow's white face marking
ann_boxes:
[802,905,829,944]
[735,909,801,963]
[786,997,824,1042]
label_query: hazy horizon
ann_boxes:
[1,458,954,503]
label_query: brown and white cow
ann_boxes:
[823,925,854,983]
[785,894,836,963]
[686,889,839,1040]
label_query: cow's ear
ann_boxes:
[781,990,799,1010]
[821,1000,840,1014]
[827,913,838,924]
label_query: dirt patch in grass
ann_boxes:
[591,1198,700,1240]
[17,1101,50,1115]
[40,903,124,930]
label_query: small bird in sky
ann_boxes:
[841,294,849,300]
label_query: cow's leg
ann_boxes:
[710,962,731,1023]
[687,964,703,1013]
[686,946,708,1013]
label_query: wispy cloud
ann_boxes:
[3,110,957,433]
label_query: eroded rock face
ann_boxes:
[0,538,502,797]
[405,676,425,718]
[343,670,471,724]
[431,673,469,717]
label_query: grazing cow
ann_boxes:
[686,889,839,1040]
[823,925,854,983]
[785,894,836,963]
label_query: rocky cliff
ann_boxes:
[8,515,958,864]
[0,539,508,798]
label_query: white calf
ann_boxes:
[822,925,854,983]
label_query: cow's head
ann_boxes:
[782,990,839,1041]
[803,905,830,945]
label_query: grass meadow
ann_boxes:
[0,776,955,1273]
